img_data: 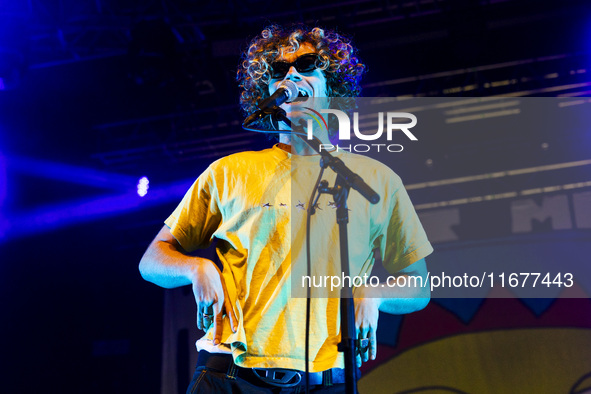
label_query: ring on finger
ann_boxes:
[357,338,369,352]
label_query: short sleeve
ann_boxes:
[164,165,222,252]
[379,181,433,274]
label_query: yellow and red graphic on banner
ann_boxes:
[359,287,591,394]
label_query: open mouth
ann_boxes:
[297,89,310,98]
[290,89,310,102]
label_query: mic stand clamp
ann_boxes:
[242,105,288,128]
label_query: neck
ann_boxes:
[279,132,331,155]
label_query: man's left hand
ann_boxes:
[354,287,380,367]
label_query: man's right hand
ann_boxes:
[139,225,238,345]
[191,258,238,344]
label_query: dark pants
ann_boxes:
[186,359,348,394]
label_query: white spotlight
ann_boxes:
[137,176,149,197]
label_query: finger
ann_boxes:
[356,329,366,356]
[202,313,213,331]
[213,307,224,345]
[196,303,203,331]
[205,305,214,317]
[223,289,238,333]
[199,304,212,332]
[361,327,370,362]
[356,338,369,359]
[369,326,377,361]
[193,283,203,330]
[205,305,215,330]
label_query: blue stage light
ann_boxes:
[0,151,6,207]
[586,16,591,71]
[9,156,139,191]
[0,152,6,239]
[0,179,193,242]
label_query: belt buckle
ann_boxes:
[252,368,302,387]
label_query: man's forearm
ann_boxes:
[139,226,204,289]
[372,258,430,315]
[375,275,430,314]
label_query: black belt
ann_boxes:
[196,350,348,388]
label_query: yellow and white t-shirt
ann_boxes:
[165,144,432,372]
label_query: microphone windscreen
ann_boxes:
[280,80,299,102]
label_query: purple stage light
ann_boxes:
[137,176,149,197]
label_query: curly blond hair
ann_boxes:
[237,24,365,130]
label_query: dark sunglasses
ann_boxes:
[270,54,320,79]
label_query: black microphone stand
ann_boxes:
[271,110,379,394]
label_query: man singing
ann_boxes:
[139,24,432,393]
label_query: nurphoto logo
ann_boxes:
[303,107,418,153]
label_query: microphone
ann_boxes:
[243,80,299,127]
